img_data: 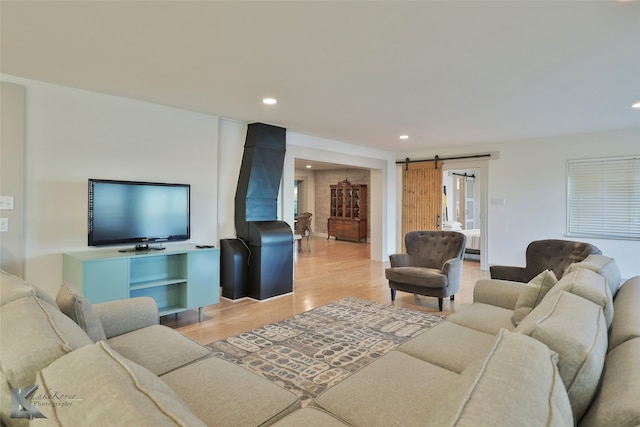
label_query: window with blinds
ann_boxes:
[567,156,640,240]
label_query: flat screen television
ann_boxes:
[88,179,190,251]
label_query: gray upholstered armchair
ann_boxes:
[489,239,601,283]
[385,230,466,311]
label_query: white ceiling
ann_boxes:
[1,1,639,152]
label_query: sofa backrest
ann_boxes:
[608,276,640,351]
[544,267,614,328]
[0,296,93,389]
[34,341,207,426]
[405,231,466,269]
[0,271,95,426]
[565,254,622,297]
[0,270,57,307]
[515,290,607,422]
[579,337,640,427]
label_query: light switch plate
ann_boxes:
[0,218,8,232]
[0,196,14,210]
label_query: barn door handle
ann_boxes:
[436,214,440,229]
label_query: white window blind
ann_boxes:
[567,156,640,240]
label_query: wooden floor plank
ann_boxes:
[162,237,489,344]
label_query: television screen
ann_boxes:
[88,179,190,250]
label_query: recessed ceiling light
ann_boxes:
[632,101,640,109]
[399,135,409,140]
[306,165,312,168]
[263,98,277,105]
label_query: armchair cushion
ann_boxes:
[385,266,447,288]
[56,281,107,342]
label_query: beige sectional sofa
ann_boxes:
[0,272,300,426]
[1,253,639,426]
[274,254,640,427]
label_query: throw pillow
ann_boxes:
[511,269,558,326]
[56,282,107,342]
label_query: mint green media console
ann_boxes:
[63,245,219,321]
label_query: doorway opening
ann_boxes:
[442,160,488,270]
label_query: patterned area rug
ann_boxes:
[207,296,444,406]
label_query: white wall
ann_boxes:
[217,118,247,240]
[294,167,316,230]
[400,128,640,279]
[4,74,637,293]
[0,82,25,276]
[1,75,219,296]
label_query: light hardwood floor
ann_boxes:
[162,237,490,345]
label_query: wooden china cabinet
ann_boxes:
[327,180,367,242]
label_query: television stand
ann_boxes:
[118,244,166,253]
[63,244,220,322]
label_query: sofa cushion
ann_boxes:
[447,303,515,335]
[428,329,574,427]
[161,356,301,426]
[545,267,613,327]
[56,281,107,342]
[566,254,622,296]
[107,325,211,376]
[0,296,93,388]
[397,321,496,373]
[268,407,351,427]
[315,350,459,426]
[34,341,206,426]
[579,338,640,427]
[608,276,640,351]
[515,290,607,421]
[511,269,558,326]
[0,269,57,307]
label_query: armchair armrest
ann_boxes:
[442,258,464,291]
[389,253,410,267]
[473,279,528,310]
[93,297,159,339]
[489,265,528,282]
[442,258,463,275]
